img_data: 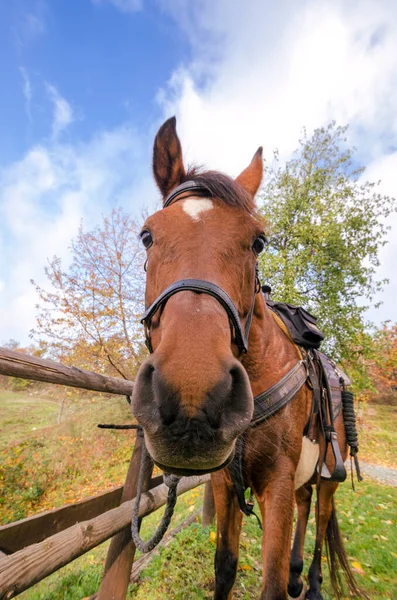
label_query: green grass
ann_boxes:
[18,487,205,600]
[1,389,396,599]
[0,388,135,523]
[17,480,397,600]
[128,480,397,600]
[0,389,59,451]
[357,403,397,467]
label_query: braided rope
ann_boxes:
[131,440,181,553]
[341,389,363,482]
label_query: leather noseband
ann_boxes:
[141,181,259,355]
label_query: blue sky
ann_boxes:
[1,0,397,344]
[0,0,188,161]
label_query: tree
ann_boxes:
[258,122,396,362]
[367,323,397,403]
[32,208,147,380]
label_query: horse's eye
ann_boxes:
[252,235,267,256]
[140,230,153,249]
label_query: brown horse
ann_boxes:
[132,117,361,600]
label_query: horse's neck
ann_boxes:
[242,293,301,397]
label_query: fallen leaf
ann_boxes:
[351,561,365,575]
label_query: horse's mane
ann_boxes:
[183,167,254,214]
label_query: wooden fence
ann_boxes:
[0,347,215,600]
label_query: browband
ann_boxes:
[163,181,210,208]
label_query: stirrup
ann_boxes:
[317,431,347,483]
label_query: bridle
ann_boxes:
[141,180,261,355]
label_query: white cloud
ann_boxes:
[363,152,397,324]
[13,2,47,49]
[19,66,32,122]
[24,12,45,37]
[0,127,155,345]
[157,0,397,323]
[45,83,74,139]
[91,0,142,13]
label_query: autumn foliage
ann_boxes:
[31,208,147,380]
[366,323,397,404]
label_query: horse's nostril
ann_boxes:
[142,362,155,381]
[156,383,180,427]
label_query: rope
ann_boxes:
[131,440,181,553]
[97,423,142,430]
[341,388,363,483]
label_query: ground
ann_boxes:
[1,388,396,599]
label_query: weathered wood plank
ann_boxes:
[0,487,122,555]
[96,434,153,600]
[0,476,163,555]
[0,347,134,396]
[130,510,200,583]
[86,512,200,600]
[0,475,209,599]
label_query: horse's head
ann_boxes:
[132,117,266,475]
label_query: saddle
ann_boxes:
[231,288,361,520]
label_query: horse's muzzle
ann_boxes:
[131,357,253,473]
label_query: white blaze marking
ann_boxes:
[182,197,213,221]
[295,437,319,490]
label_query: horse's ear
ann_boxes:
[235,147,263,198]
[153,117,186,200]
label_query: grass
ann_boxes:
[0,388,135,523]
[0,389,59,451]
[1,388,396,599]
[17,480,397,600]
[357,402,397,468]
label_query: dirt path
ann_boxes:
[358,461,397,487]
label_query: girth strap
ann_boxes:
[251,360,308,427]
[141,278,252,354]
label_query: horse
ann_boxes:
[132,117,362,600]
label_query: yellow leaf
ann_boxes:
[209,531,216,542]
[351,561,365,575]
[240,564,253,571]
[391,552,397,559]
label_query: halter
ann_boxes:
[141,181,260,355]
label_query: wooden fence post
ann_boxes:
[96,432,153,600]
[202,480,216,527]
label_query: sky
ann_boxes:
[0,0,397,345]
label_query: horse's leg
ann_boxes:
[288,483,313,600]
[212,469,243,600]
[306,480,338,600]
[257,460,296,600]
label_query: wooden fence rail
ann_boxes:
[0,475,210,599]
[0,477,164,555]
[1,346,216,599]
[0,347,134,396]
